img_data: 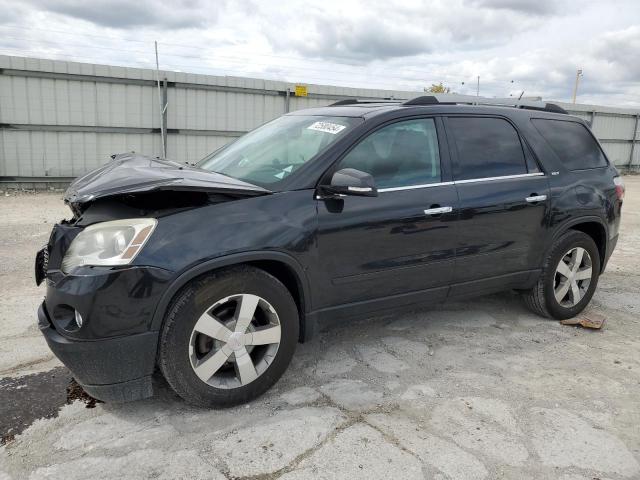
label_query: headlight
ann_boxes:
[62,218,157,273]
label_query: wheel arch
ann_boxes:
[150,251,313,342]
[552,216,608,272]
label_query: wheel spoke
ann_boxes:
[556,260,572,278]
[234,347,258,385]
[570,280,582,305]
[234,294,260,333]
[193,347,231,382]
[189,292,281,389]
[555,280,571,303]
[572,248,584,272]
[246,325,281,346]
[193,313,233,342]
[575,267,593,281]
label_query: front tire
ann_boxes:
[523,230,601,320]
[159,266,299,408]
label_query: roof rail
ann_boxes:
[401,94,568,114]
[329,98,402,106]
[402,96,441,106]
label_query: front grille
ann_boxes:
[34,245,49,286]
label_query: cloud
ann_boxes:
[254,0,559,62]
[0,0,638,106]
[470,0,559,15]
[20,0,211,29]
[591,25,640,81]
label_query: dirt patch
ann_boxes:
[66,378,102,409]
[0,367,72,443]
[0,367,101,444]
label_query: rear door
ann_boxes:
[444,116,550,293]
[315,117,458,312]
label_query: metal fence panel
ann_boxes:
[1,54,639,182]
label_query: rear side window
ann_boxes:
[448,117,527,181]
[531,119,607,170]
[338,118,441,189]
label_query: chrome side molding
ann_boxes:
[377,173,545,193]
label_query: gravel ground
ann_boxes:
[0,179,639,480]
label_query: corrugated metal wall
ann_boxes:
[1,54,639,183]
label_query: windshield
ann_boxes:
[198,115,360,186]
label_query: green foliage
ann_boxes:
[425,82,451,93]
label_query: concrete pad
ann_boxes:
[529,407,640,478]
[280,386,321,405]
[3,179,640,478]
[382,336,430,358]
[432,310,499,329]
[279,423,424,480]
[400,384,437,402]
[28,449,225,480]
[203,406,345,477]
[320,379,383,411]
[54,414,179,451]
[367,413,489,480]
[0,336,54,375]
[309,349,358,378]
[357,344,409,373]
[430,397,529,466]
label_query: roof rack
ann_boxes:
[401,94,568,114]
[329,98,402,106]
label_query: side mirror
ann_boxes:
[320,168,378,197]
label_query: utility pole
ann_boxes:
[155,41,166,158]
[572,69,583,104]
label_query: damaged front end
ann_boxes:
[64,151,271,217]
[35,152,273,402]
[35,152,271,286]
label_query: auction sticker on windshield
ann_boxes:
[307,121,347,134]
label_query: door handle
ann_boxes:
[525,195,547,203]
[424,206,453,215]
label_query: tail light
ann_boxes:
[614,176,625,201]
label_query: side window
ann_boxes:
[338,118,441,189]
[448,117,527,181]
[531,119,607,170]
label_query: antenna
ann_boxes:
[155,41,166,158]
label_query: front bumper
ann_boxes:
[38,302,158,402]
[36,222,176,402]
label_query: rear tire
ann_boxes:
[523,230,600,320]
[159,266,299,408]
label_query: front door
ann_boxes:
[315,117,458,314]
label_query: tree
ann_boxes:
[425,82,450,94]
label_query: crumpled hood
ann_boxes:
[64,152,270,208]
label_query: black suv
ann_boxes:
[36,97,624,407]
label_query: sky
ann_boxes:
[0,0,639,106]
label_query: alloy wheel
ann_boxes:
[188,293,281,389]
[553,247,593,307]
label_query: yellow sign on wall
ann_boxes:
[295,85,308,97]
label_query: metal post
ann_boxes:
[630,114,639,170]
[590,111,596,129]
[572,69,582,104]
[285,88,290,113]
[476,76,480,97]
[162,77,168,157]
[154,41,166,158]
